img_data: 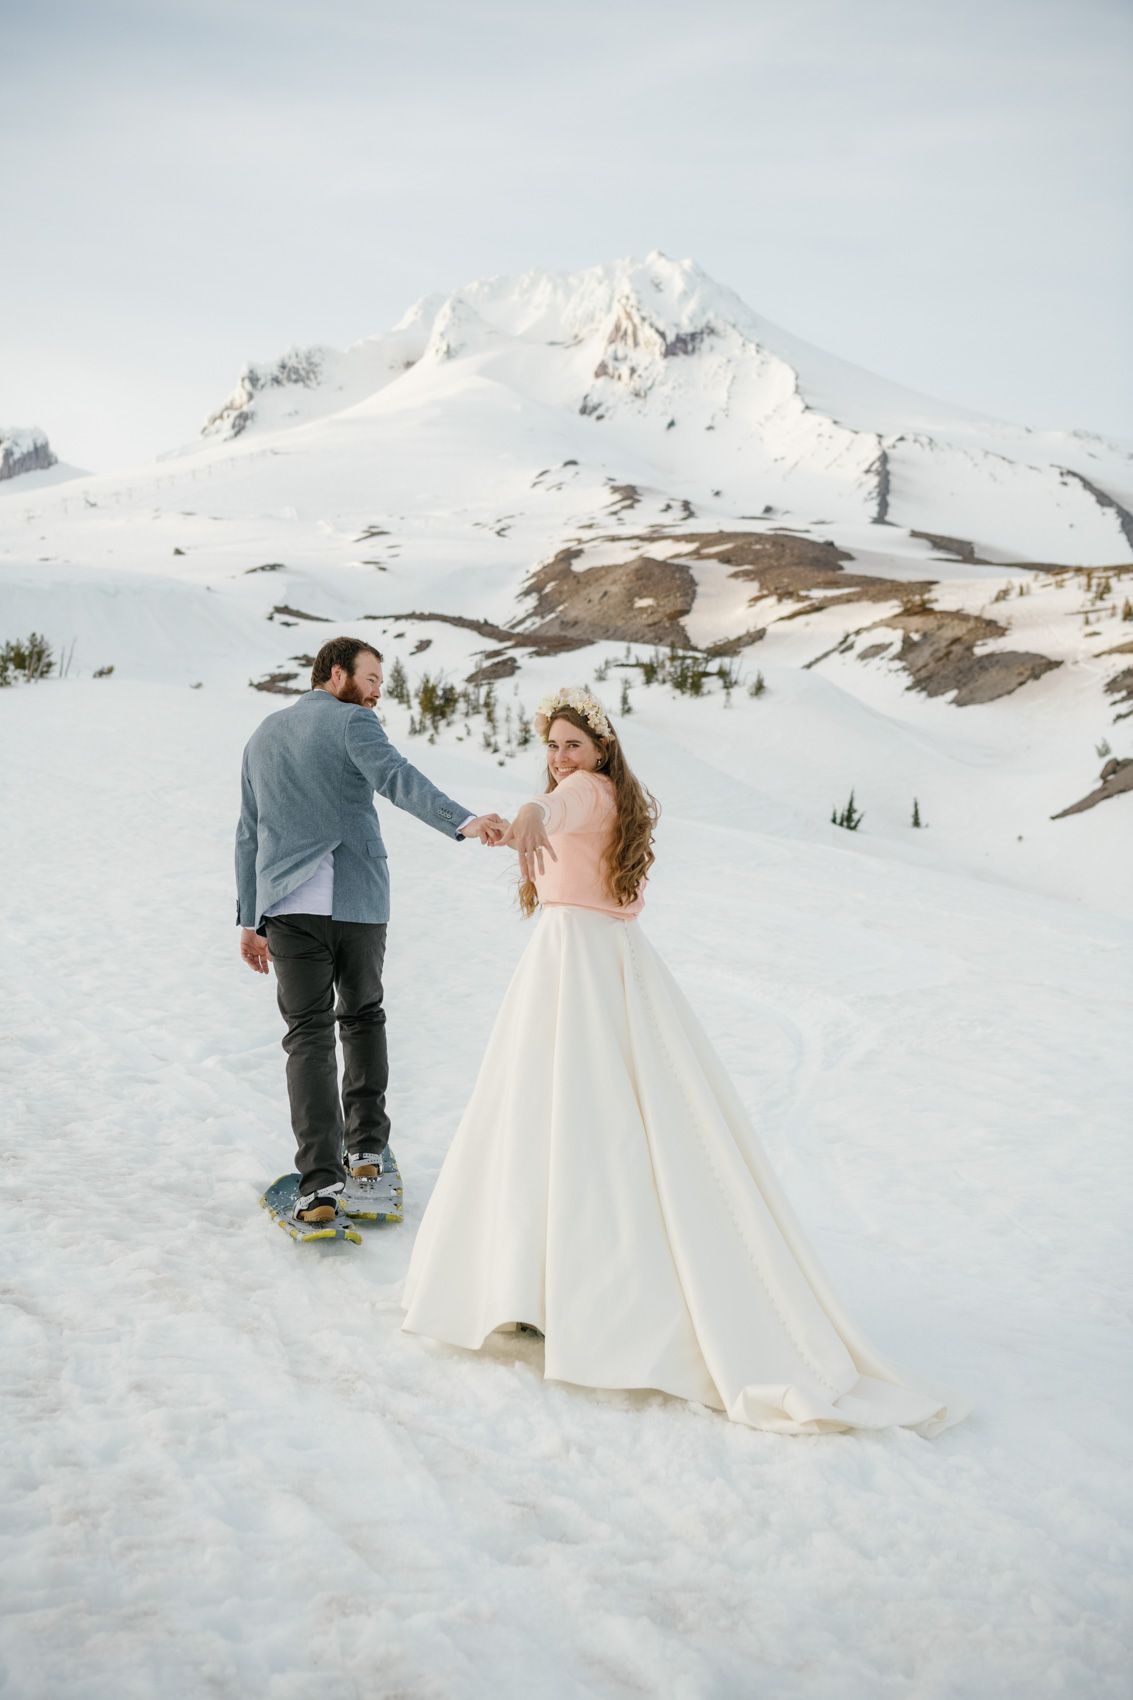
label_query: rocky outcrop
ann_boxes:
[203,348,326,439]
[1052,757,1133,818]
[909,530,992,564]
[518,546,697,647]
[864,609,1060,705]
[1057,468,1133,554]
[0,427,57,481]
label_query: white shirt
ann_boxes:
[262,816,478,919]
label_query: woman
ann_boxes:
[401,686,966,1436]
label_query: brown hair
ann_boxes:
[311,636,383,688]
[518,705,659,918]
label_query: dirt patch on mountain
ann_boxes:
[361,609,587,655]
[1105,665,1133,716]
[1052,757,1133,818]
[715,532,934,612]
[862,609,1061,705]
[909,530,992,564]
[466,653,519,686]
[251,669,304,695]
[517,546,697,646]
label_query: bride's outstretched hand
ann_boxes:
[500,802,557,881]
[463,814,509,844]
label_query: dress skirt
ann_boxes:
[401,905,967,1437]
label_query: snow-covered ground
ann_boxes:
[2,260,1131,1693]
[1,663,1130,1699]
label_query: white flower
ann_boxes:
[534,685,612,741]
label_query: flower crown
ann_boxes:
[534,685,612,743]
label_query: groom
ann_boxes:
[236,635,506,1223]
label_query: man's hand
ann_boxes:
[499,802,558,881]
[462,813,509,845]
[239,927,272,975]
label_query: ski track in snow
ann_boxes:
[1,683,1131,1700]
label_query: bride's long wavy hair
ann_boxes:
[518,704,660,919]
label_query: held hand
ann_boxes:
[239,927,272,975]
[463,813,509,845]
[499,801,558,881]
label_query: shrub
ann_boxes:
[0,632,54,686]
[415,671,459,732]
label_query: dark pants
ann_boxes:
[264,915,391,1194]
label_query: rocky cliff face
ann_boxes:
[0,427,58,481]
[201,348,329,440]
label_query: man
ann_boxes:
[236,636,506,1224]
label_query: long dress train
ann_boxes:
[401,901,967,1437]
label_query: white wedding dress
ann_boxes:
[401,773,967,1438]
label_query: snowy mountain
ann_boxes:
[197,253,1133,565]
[0,424,84,491]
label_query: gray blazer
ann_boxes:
[235,689,472,930]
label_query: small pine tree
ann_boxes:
[748,671,766,698]
[388,656,410,706]
[911,798,924,828]
[620,677,632,715]
[1123,598,1133,622]
[832,790,864,831]
[416,671,458,732]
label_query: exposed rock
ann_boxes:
[245,561,286,574]
[696,529,933,614]
[704,628,766,657]
[1057,467,1133,553]
[203,348,325,440]
[606,483,642,516]
[269,604,332,622]
[360,609,587,654]
[1105,665,1133,716]
[867,443,891,525]
[864,609,1061,705]
[518,547,697,647]
[0,427,57,482]
[251,670,303,695]
[465,655,518,685]
[910,530,992,564]
[410,638,432,655]
[1051,757,1133,818]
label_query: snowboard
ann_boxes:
[340,1146,404,1223]
[260,1174,363,1245]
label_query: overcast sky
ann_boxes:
[3,0,1130,472]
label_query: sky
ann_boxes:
[2,0,1131,472]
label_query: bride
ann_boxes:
[401,685,966,1437]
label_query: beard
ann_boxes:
[340,674,377,708]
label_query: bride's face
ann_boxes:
[547,717,602,782]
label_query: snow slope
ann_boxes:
[0,675,1129,1699]
[1,252,1131,1696]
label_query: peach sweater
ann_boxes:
[531,769,645,920]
